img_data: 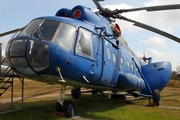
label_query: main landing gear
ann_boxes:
[71,87,81,99]
[55,85,75,117]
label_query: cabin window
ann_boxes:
[105,40,108,45]
[76,28,93,57]
[131,64,134,73]
[54,23,76,50]
[127,61,130,70]
[136,67,139,75]
[120,57,124,66]
[106,48,111,59]
[113,52,116,63]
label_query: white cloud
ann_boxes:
[146,49,180,70]
[103,3,133,10]
[143,0,180,28]
[147,49,166,58]
[144,0,180,6]
[143,36,166,48]
[147,49,179,61]
[102,1,180,35]
[135,52,143,58]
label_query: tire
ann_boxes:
[71,87,81,99]
[152,89,160,106]
[55,102,63,112]
[92,89,98,95]
[112,90,118,94]
[63,100,75,117]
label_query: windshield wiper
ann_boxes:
[36,27,43,40]
[33,21,44,40]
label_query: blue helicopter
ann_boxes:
[1,0,180,117]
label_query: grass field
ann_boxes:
[0,79,180,120]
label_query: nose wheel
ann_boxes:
[152,89,160,106]
[55,85,75,117]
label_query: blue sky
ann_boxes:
[0,0,180,71]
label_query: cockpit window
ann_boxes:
[76,28,93,57]
[18,19,60,40]
[54,23,76,50]
[18,19,44,37]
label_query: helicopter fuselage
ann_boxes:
[5,5,172,95]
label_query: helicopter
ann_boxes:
[0,0,180,117]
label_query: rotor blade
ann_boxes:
[121,16,180,43]
[0,28,21,37]
[119,4,180,13]
[92,0,104,10]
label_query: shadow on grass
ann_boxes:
[0,98,65,120]
[72,94,136,119]
[0,94,136,120]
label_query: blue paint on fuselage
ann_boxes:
[6,5,172,96]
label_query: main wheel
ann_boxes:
[71,87,81,99]
[55,102,63,112]
[91,89,98,95]
[152,89,160,106]
[63,100,75,117]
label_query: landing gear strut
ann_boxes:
[55,85,75,117]
[152,89,160,106]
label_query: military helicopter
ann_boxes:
[0,0,180,117]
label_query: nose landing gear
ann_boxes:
[152,89,160,106]
[55,85,75,117]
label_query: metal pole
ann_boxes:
[22,77,24,108]
[11,76,14,108]
[0,43,2,75]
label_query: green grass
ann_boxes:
[0,98,66,120]
[74,94,180,120]
[1,79,180,120]
[1,93,180,120]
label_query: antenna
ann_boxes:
[143,42,145,58]
[142,42,146,62]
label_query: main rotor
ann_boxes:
[92,0,180,43]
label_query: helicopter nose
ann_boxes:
[6,39,50,76]
[28,40,50,72]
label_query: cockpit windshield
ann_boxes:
[17,18,76,50]
[53,23,76,50]
[18,19,60,40]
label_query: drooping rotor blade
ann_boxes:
[118,4,180,13]
[92,0,104,10]
[121,16,180,43]
[0,28,22,37]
